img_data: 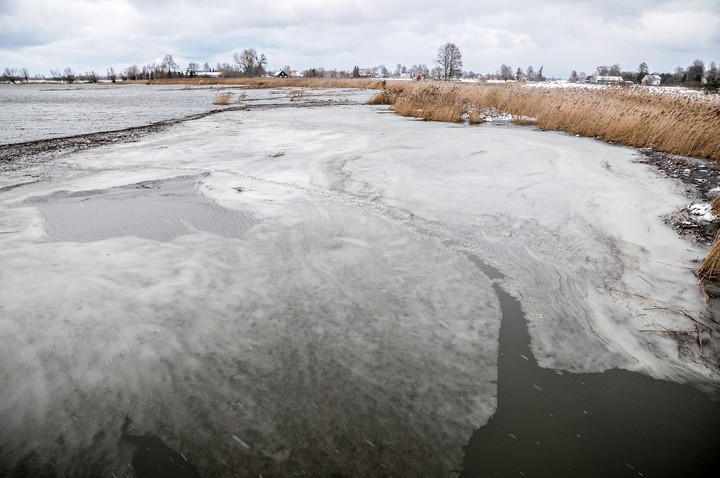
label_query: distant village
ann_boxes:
[2,49,717,91]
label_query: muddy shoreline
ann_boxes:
[636,148,720,244]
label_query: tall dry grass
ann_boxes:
[213,91,234,105]
[698,241,720,284]
[137,77,386,90]
[370,82,720,162]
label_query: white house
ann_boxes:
[194,71,221,78]
[586,75,623,84]
[641,74,661,86]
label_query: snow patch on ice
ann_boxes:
[477,106,536,124]
[688,202,716,222]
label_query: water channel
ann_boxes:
[460,258,720,477]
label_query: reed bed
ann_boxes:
[699,198,720,285]
[370,82,720,162]
[698,241,720,284]
[139,77,386,90]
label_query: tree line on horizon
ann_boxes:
[2,45,718,90]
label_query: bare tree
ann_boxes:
[499,64,513,81]
[123,65,137,81]
[708,61,718,81]
[63,67,75,83]
[218,62,237,78]
[435,43,463,80]
[203,62,211,71]
[233,49,267,77]
[672,66,686,84]
[107,67,117,82]
[687,59,705,83]
[525,65,535,81]
[187,62,199,77]
[637,62,649,82]
[303,67,325,78]
[161,55,179,77]
[2,67,19,83]
[596,64,621,77]
[569,70,579,82]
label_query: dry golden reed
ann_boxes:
[212,91,234,105]
[370,82,720,162]
[139,77,386,90]
[698,239,720,284]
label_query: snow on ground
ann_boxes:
[0,93,716,475]
[522,80,720,102]
[689,202,716,222]
[522,80,609,90]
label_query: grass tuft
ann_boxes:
[213,92,234,105]
[213,90,248,105]
[698,239,720,284]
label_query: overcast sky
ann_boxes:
[1,0,718,78]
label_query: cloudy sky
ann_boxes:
[1,0,718,78]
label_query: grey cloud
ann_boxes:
[0,0,717,78]
[0,30,51,50]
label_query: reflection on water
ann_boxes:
[462,281,720,477]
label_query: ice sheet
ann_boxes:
[0,171,500,476]
[0,99,716,475]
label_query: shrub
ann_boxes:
[213,92,234,105]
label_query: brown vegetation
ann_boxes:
[137,77,386,90]
[369,82,720,162]
[699,196,720,285]
[698,241,720,284]
[213,91,234,105]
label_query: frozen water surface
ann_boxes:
[0,90,718,476]
[0,83,368,144]
[0,83,225,144]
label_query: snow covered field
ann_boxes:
[0,90,717,475]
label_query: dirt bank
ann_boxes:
[636,148,720,245]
